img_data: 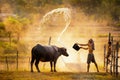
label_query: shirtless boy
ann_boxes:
[77,39,99,72]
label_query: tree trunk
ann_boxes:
[8,32,12,46]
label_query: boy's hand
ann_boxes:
[79,47,83,49]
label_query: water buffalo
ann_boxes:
[31,44,69,72]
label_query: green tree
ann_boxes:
[4,16,30,45]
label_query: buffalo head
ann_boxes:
[58,47,69,56]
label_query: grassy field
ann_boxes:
[0,71,119,80]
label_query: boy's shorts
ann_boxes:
[87,53,96,64]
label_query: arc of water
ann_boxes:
[40,8,71,48]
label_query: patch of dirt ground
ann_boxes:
[0,71,119,80]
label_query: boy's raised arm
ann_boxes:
[77,43,88,46]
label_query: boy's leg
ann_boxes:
[87,63,90,72]
[94,62,99,72]
[92,54,99,72]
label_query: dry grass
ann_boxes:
[0,71,119,80]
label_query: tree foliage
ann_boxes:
[2,0,119,23]
[0,0,120,34]
[3,16,30,42]
[66,0,120,22]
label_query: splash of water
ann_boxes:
[40,8,71,48]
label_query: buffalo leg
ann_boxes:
[54,60,57,72]
[35,59,40,72]
[50,61,53,72]
[31,56,35,72]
